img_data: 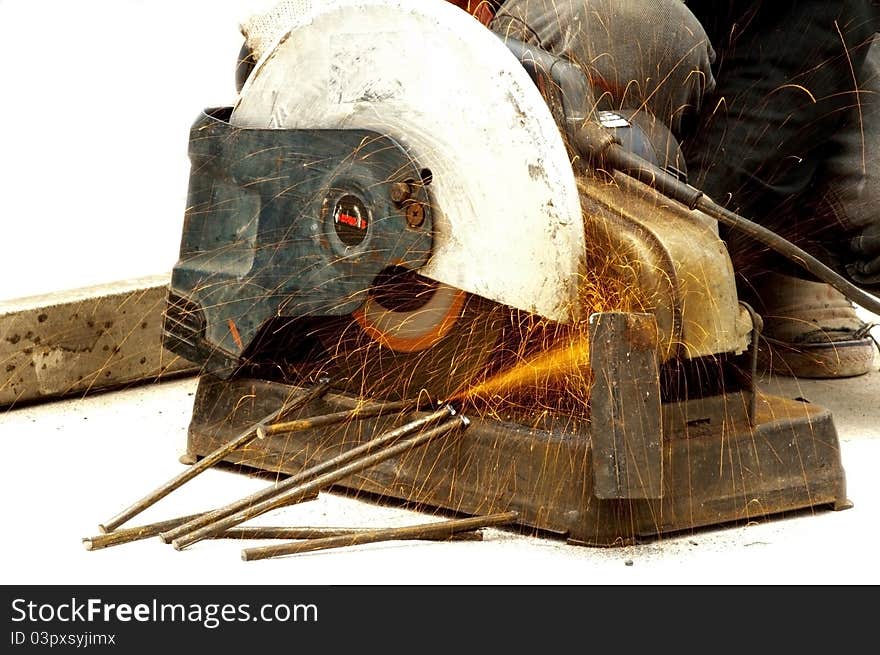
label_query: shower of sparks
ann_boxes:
[450,329,591,402]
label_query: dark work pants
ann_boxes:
[491,0,880,291]
[491,0,718,135]
[683,1,878,288]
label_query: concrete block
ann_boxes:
[0,275,197,408]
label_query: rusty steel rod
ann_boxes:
[172,414,470,550]
[84,494,321,551]
[84,513,203,551]
[213,526,484,542]
[160,404,456,544]
[241,511,519,561]
[99,379,331,532]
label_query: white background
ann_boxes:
[0,0,878,585]
[0,0,260,300]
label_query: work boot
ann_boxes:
[746,272,878,378]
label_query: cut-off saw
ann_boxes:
[161,0,852,545]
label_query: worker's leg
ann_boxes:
[815,35,880,291]
[754,35,880,377]
[682,1,879,377]
[489,0,717,136]
[681,1,876,276]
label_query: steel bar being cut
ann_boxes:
[98,378,332,532]
[172,413,471,550]
[258,398,416,436]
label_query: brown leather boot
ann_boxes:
[748,273,878,378]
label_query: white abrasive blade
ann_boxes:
[232,0,586,323]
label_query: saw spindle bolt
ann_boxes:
[390,181,413,204]
[405,202,426,228]
[390,181,426,227]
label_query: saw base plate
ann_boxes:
[184,374,849,546]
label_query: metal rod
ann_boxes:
[213,526,483,542]
[84,494,321,551]
[160,404,455,543]
[84,517,481,551]
[241,511,518,561]
[263,399,415,436]
[99,379,331,532]
[173,414,469,550]
[84,513,203,551]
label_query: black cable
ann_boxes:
[601,142,880,317]
[695,197,880,316]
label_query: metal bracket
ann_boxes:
[588,312,663,499]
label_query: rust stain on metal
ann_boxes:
[624,312,659,350]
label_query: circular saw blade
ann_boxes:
[314,270,508,401]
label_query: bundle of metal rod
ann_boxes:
[161,404,456,544]
[214,526,483,542]
[98,378,332,532]
[173,414,470,550]
[241,511,519,561]
[84,491,322,550]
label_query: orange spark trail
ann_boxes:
[452,331,592,402]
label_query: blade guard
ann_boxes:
[233,0,586,323]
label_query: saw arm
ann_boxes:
[164,0,754,396]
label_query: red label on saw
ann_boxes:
[332,194,370,247]
[336,212,367,230]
